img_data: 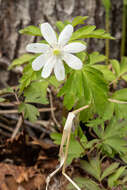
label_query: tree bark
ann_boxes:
[0,0,123,87]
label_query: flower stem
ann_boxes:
[105,11,110,64]
[121,1,127,61]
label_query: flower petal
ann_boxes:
[41,56,56,78]
[32,54,47,71]
[26,43,50,53]
[54,59,65,81]
[62,53,83,70]
[58,24,73,46]
[63,42,86,53]
[40,23,57,46]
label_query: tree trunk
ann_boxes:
[0,0,123,87]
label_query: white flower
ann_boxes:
[26,23,86,81]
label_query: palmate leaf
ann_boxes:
[72,16,88,27]
[111,89,127,119]
[70,25,96,40]
[67,177,102,190]
[88,52,106,65]
[18,103,39,122]
[19,63,38,93]
[108,166,126,188]
[93,65,115,82]
[56,16,89,32]
[24,80,49,104]
[19,25,41,36]
[93,118,127,156]
[109,57,127,82]
[8,54,37,70]
[101,162,119,180]
[80,157,101,181]
[71,26,114,40]
[58,65,108,122]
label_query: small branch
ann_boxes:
[108,98,127,104]
[0,128,11,137]
[48,88,61,129]
[0,102,19,107]
[11,116,23,139]
[0,123,13,132]
[0,107,56,114]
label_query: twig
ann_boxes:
[0,123,13,132]
[0,102,19,107]
[48,88,61,129]
[4,114,51,134]
[0,128,11,137]
[11,116,23,139]
[0,110,19,114]
[108,98,127,104]
[0,107,56,114]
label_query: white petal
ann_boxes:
[40,23,57,46]
[62,53,83,70]
[26,43,50,53]
[63,42,87,53]
[32,54,47,71]
[41,56,56,78]
[58,24,73,46]
[54,59,65,81]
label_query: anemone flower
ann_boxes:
[26,23,86,81]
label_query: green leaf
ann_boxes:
[124,0,127,5]
[102,0,111,12]
[19,25,41,36]
[80,157,101,181]
[110,59,120,77]
[89,52,106,65]
[93,65,115,82]
[9,54,36,70]
[122,74,127,82]
[70,25,96,40]
[111,89,127,119]
[0,87,14,95]
[112,88,127,101]
[102,119,127,154]
[101,162,119,180]
[0,98,5,102]
[72,16,88,27]
[18,103,39,122]
[67,177,102,190]
[82,29,115,40]
[120,57,127,76]
[48,76,62,88]
[85,139,99,149]
[108,167,126,188]
[58,65,108,122]
[24,80,49,104]
[51,132,86,165]
[83,66,108,116]
[19,63,37,93]
[56,21,65,32]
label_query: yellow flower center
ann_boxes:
[53,48,61,56]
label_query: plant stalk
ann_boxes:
[121,1,127,61]
[105,11,110,64]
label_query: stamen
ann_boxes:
[53,48,61,55]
